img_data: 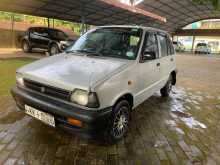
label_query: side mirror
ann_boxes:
[142,51,156,61]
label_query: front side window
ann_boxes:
[67,27,142,60]
[32,28,48,37]
[141,32,159,61]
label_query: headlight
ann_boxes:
[70,89,99,108]
[16,73,25,87]
[60,41,68,45]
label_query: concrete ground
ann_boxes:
[0,51,220,165]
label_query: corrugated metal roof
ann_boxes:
[0,0,219,32]
[137,0,220,31]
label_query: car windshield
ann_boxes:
[66,27,142,60]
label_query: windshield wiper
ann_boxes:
[66,49,102,57]
[75,49,102,56]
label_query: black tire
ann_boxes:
[105,100,130,144]
[160,75,173,97]
[22,40,31,53]
[49,44,59,56]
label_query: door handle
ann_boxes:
[156,63,160,67]
[170,58,174,61]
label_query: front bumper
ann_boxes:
[11,86,112,138]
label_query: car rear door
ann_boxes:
[157,33,175,82]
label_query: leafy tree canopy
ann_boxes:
[193,0,219,9]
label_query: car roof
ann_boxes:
[97,25,168,34]
[28,26,64,32]
[197,43,207,45]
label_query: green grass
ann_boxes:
[0,58,36,97]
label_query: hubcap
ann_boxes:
[112,107,129,138]
[118,115,126,130]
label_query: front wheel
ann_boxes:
[160,75,173,97]
[49,44,59,56]
[105,100,130,144]
[22,41,31,53]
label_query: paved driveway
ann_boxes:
[0,54,220,165]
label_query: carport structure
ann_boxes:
[0,0,220,32]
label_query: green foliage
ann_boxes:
[0,58,35,97]
[193,0,219,9]
[0,11,82,35]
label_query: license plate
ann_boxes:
[25,105,55,127]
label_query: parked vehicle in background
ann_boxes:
[20,27,75,55]
[12,25,177,143]
[195,43,211,54]
[173,41,185,52]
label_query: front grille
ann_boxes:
[24,79,71,101]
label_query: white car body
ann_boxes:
[195,43,211,54]
[12,25,177,141]
[17,26,176,110]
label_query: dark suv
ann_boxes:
[20,27,74,55]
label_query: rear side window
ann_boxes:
[158,34,168,57]
[167,36,175,55]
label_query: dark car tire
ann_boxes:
[49,44,59,56]
[104,100,130,144]
[160,75,173,97]
[22,40,31,53]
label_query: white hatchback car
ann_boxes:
[195,43,211,54]
[11,25,177,143]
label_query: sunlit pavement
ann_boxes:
[1,53,220,165]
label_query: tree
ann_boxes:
[193,0,219,9]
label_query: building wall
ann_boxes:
[0,29,24,48]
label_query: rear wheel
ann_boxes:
[22,41,31,53]
[160,75,172,97]
[49,44,59,55]
[105,100,130,144]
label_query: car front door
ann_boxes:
[29,28,49,49]
[135,31,162,105]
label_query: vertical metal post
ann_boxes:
[130,0,134,5]
[191,36,195,54]
[53,19,54,28]
[80,3,86,35]
[11,14,15,48]
[47,18,50,28]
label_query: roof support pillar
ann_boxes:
[80,4,86,35]
[11,14,15,48]
[192,36,196,53]
[47,18,50,28]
